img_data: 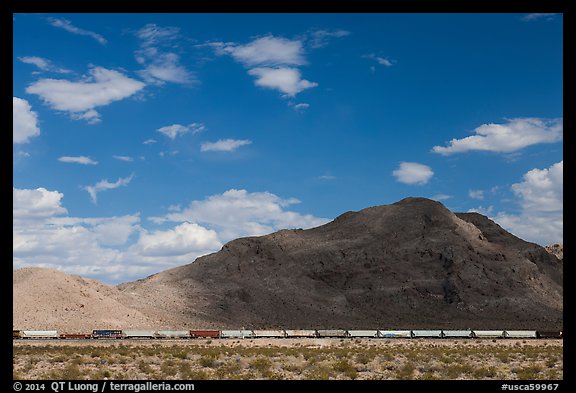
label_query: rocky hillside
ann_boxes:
[119,197,563,330]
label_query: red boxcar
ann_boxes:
[190,330,220,338]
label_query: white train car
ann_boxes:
[378,330,412,338]
[123,330,156,339]
[504,330,538,339]
[473,330,505,338]
[21,330,59,339]
[347,330,379,338]
[251,330,286,338]
[220,330,254,339]
[155,330,191,339]
[316,329,348,338]
[412,330,443,338]
[442,330,474,338]
[284,330,317,338]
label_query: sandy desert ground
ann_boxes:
[13,338,563,380]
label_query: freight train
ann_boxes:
[12,329,563,340]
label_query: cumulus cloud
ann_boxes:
[47,17,107,45]
[83,174,134,204]
[291,102,310,111]
[432,118,563,155]
[209,35,317,97]
[13,187,68,221]
[200,139,252,152]
[18,56,71,73]
[113,155,134,162]
[13,97,40,144]
[150,189,329,242]
[134,24,195,85]
[156,123,205,139]
[307,29,350,48]
[58,156,98,165]
[26,67,145,124]
[392,162,434,185]
[143,139,157,145]
[489,161,562,246]
[469,189,484,200]
[364,53,395,68]
[432,194,451,201]
[135,223,221,257]
[522,13,558,21]
[248,67,318,97]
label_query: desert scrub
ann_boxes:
[332,358,358,379]
[249,357,273,373]
[396,362,415,380]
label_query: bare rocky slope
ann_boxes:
[119,197,563,330]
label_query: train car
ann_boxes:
[155,330,191,339]
[251,330,286,338]
[60,333,91,339]
[190,330,221,339]
[284,330,317,338]
[347,330,379,338]
[442,330,474,338]
[378,330,412,338]
[316,329,348,338]
[537,330,563,339]
[412,330,443,338]
[92,329,124,339]
[123,330,156,339]
[504,330,537,339]
[13,330,21,339]
[219,330,254,339]
[472,330,505,338]
[21,330,59,339]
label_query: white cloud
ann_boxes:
[135,222,221,257]
[150,189,329,242]
[432,118,562,155]
[113,155,134,162]
[392,162,434,185]
[364,53,395,68]
[248,67,318,97]
[319,175,336,180]
[522,13,558,21]
[143,139,157,145]
[18,56,71,73]
[134,24,194,85]
[13,187,67,221]
[13,97,40,144]
[492,161,562,246]
[156,123,205,139]
[432,194,451,201]
[47,17,107,45]
[209,35,317,98]
[200,139,252,152]
[291,103,310,111]
[58,156,98,165]
[83,174,134,204]
[218,36,306,67]
[26,66,145,124]
[307,29,350,49]
[469,189,484,200]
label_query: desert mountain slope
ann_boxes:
[119,197,563,330]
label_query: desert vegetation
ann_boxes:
[13,339,562,380]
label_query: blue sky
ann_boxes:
[13,13,563,284]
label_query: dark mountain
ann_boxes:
[119,197,563,330]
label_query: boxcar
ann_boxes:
[347,330,379,338]
[504,330,537,339]
[251,330,286,338]
[442,330,474,338]
[13,330,21,339]
[92,329,124,339]
[284,330,317,338]
[21,330,59,339]
[378,330,412,338]
[316,329,348,338]
[190,330,220,339]
[155,330,191,339]
[473,330,505,338]
[537,331,563,339]
[412,330,443,338]
[220,330,254,339]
